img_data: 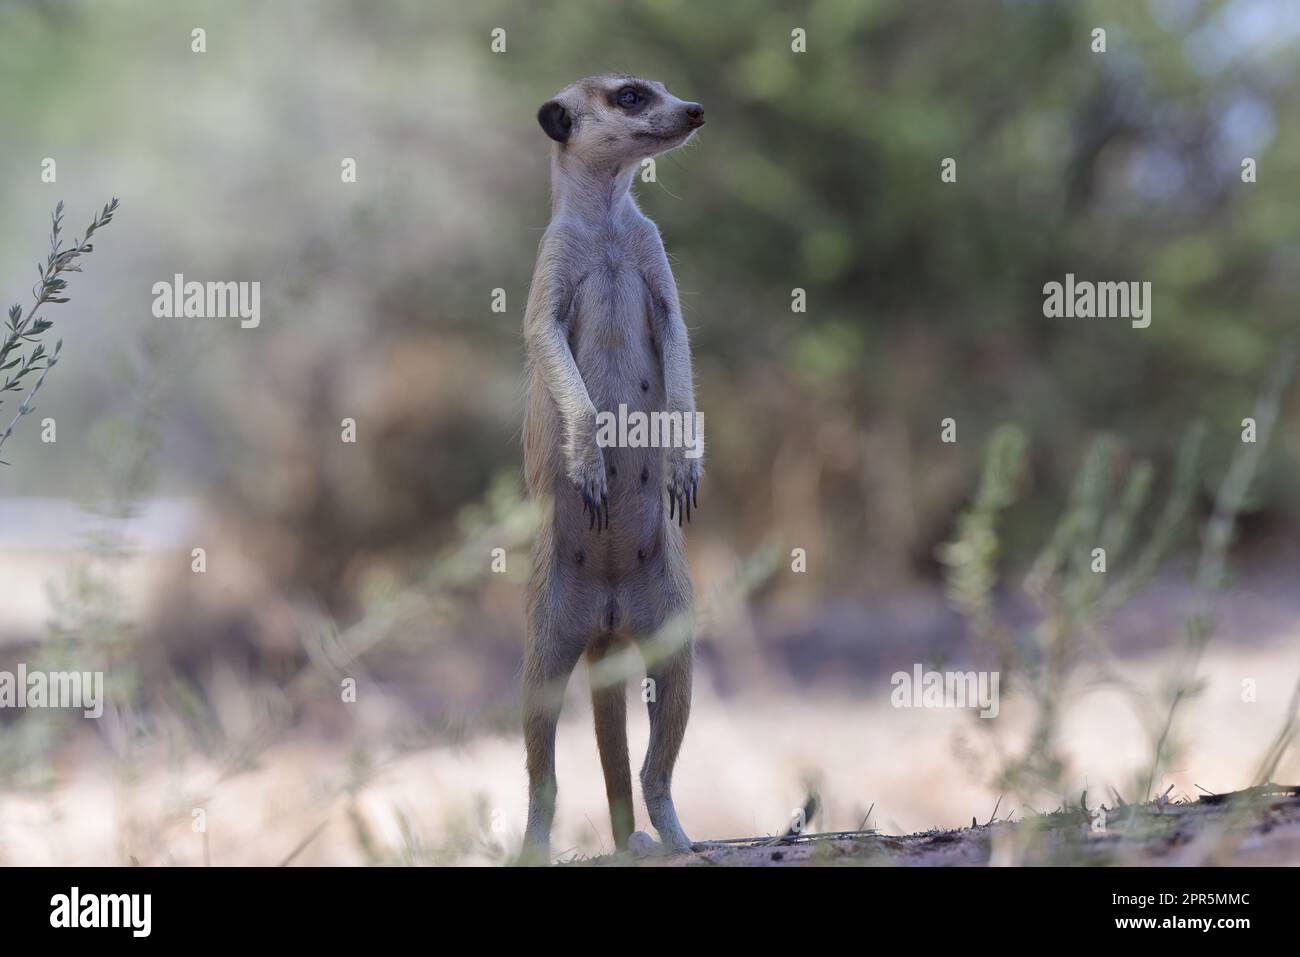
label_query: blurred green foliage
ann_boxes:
[477,0,1300,556]
[1,0,1296,594]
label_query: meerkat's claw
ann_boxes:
[666,454,701,529]
[579,482,609,533]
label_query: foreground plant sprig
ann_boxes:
[0,197,119,463]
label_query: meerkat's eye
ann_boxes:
[616,87,644,109]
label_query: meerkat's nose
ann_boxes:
[684,103,705,127]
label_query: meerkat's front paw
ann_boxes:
[666,450,700,526]
[567,434,609,532]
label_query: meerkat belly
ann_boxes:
[561,265,666,592]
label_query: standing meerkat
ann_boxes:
[521,74,705,861]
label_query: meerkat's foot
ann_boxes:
[627,830,694,859]
[627,831,660,858]
[516,838,553,867]
[656,828,694,855]
[644,794,693,854]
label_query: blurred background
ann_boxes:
[0,0,1298,864]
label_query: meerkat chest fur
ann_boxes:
[566,214,664,410]
[547,196,670,578]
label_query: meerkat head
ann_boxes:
[537,74,704,167]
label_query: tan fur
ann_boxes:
[521,75,705,860]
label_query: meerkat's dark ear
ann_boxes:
[537,100,572,143]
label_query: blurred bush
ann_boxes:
[0,0,1296,643]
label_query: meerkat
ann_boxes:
[521,74,705,861]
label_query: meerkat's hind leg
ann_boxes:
[520,592,588,865]
[587,634,635,850]
[636,614,694,854]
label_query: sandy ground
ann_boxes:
[0,641,1295,866]
[2,496,1296,865]
[608,791,1300,866]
